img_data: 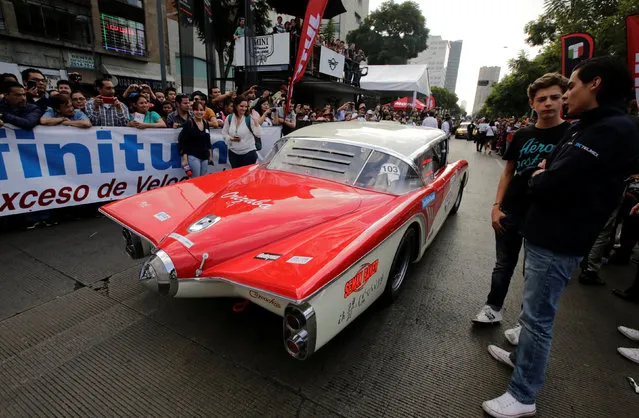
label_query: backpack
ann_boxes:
[228,114,262,150]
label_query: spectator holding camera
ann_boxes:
[0,81,42,129]
[40,94,91,128]
[178,101,213,178]
[86,79,129,127]
[127,95,165,129]
[251,97,279,127]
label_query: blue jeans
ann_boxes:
[507,241,581,404]
[486,214,523,310]
[187,155,209,178]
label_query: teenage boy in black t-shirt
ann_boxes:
[473,73,570,327]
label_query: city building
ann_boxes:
[409,35,449,89]
[472,66,501,115]
[0,0,174,91]
[444,40,462,93]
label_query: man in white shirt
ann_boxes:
[421,112,438,128]
[442,114,453,137]
[476,118,489,152]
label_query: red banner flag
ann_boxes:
[561,33,595,77]
[286,0,329,113]
[627,15,639,105]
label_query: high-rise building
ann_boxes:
[473,66,501,115]
[409,35,450,89]
[444,40,463,93]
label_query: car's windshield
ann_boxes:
[265,138,422,195]
[460,122,470,127]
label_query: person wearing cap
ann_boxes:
[234,18,246,40]
[365,109,374,121]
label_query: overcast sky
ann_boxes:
[368,0,546,112]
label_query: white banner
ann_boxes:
[234,33,290,68]
[0,125,282,216]
[319,46,345,79]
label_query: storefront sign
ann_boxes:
[319,46,345,79]
[0,125,282,215]
[68,54,95,69]
[101,13,146,56]
[234,33,290,67]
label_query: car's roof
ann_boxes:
[460,121,470,125]
[288,121,445,158]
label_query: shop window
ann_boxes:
[12,0,91,44]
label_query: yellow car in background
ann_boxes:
[455,122,471,139]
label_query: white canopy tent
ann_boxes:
[359,64,431,103]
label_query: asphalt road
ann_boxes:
[1,138,638,417]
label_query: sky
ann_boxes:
[368,0,546,112]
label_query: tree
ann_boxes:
[479,0,639,117]
[430,86,462,118]
[346,1,429,65]
[175,0,272,90]
[322,18,337,43]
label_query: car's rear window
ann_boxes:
[266,138,422,195]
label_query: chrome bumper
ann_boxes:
[139,250,179,297]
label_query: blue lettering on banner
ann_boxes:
[422,192,436,208]
[18,143,42,178]
[96,130,112,140]
[44,143,93,176]
[119,134,145,171]
[14,130,35,140]
[0,129,6,139]
[0,144,8,179]
[212,140,228,164]
[150,143,181,170]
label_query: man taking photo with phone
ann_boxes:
[86,79,129,127]
[21,68,49,112]
[482,57,639,418]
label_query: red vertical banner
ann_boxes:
[561,33,595,76]
[285,0,329,113]
[627,15,639,105]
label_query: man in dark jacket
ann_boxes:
[482,57,639,418]
[0,82,42,129]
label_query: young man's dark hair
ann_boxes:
[21,68,44,83]
[527,72,569,101]
[56,79,71,89]
[175,94,189,104]
[95,78,113,90]
[165,87,177,95]
[191,91,207,101]
[573,56,634,105]
[2,81,24,95]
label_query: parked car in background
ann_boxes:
[455,121,471,139]
[100,121,469,360]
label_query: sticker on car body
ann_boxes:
[422,192,436,209]
[287,256,313,264]
[154,211,171,221]
[168,232,194,248]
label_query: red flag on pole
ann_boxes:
[627,15,639,105]
[285,0,329,114]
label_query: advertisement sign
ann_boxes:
[67,53,95,69]
[627,15,639,104]
[0,126,282,216]
[561,33,595,76]
[101,13,146,57]
[319,46,345,79]
[234,33,290,67]
[286,0,329,113]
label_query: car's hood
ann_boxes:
[170,169,362,266]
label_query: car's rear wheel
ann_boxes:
[380,228,416,304]
[450,175,466,215]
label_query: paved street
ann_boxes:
[1,138,638,417]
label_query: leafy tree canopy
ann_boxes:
[478,0,639,118]
[346,1,429,65]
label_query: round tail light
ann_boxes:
[286,339,300,354]
[286,313,302,331]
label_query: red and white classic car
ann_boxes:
[100,121,469,359]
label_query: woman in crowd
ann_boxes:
[251,97,279,127]
[485,120,496,154]
[127,94,166,129]
[161,101,174,120]
[222,96,262,168]
[71,91,87,114]
[40,94,91,128]
[178,101,214,178]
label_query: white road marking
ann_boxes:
[495,159,504,169]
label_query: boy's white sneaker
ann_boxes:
[482,392,536,418]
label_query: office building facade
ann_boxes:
[444,40,462,93]
[473,66,501,114]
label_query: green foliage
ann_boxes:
[430,86,462,118]
[322,18,337,43]
[479,0,639,117]
[346,1,429,65]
